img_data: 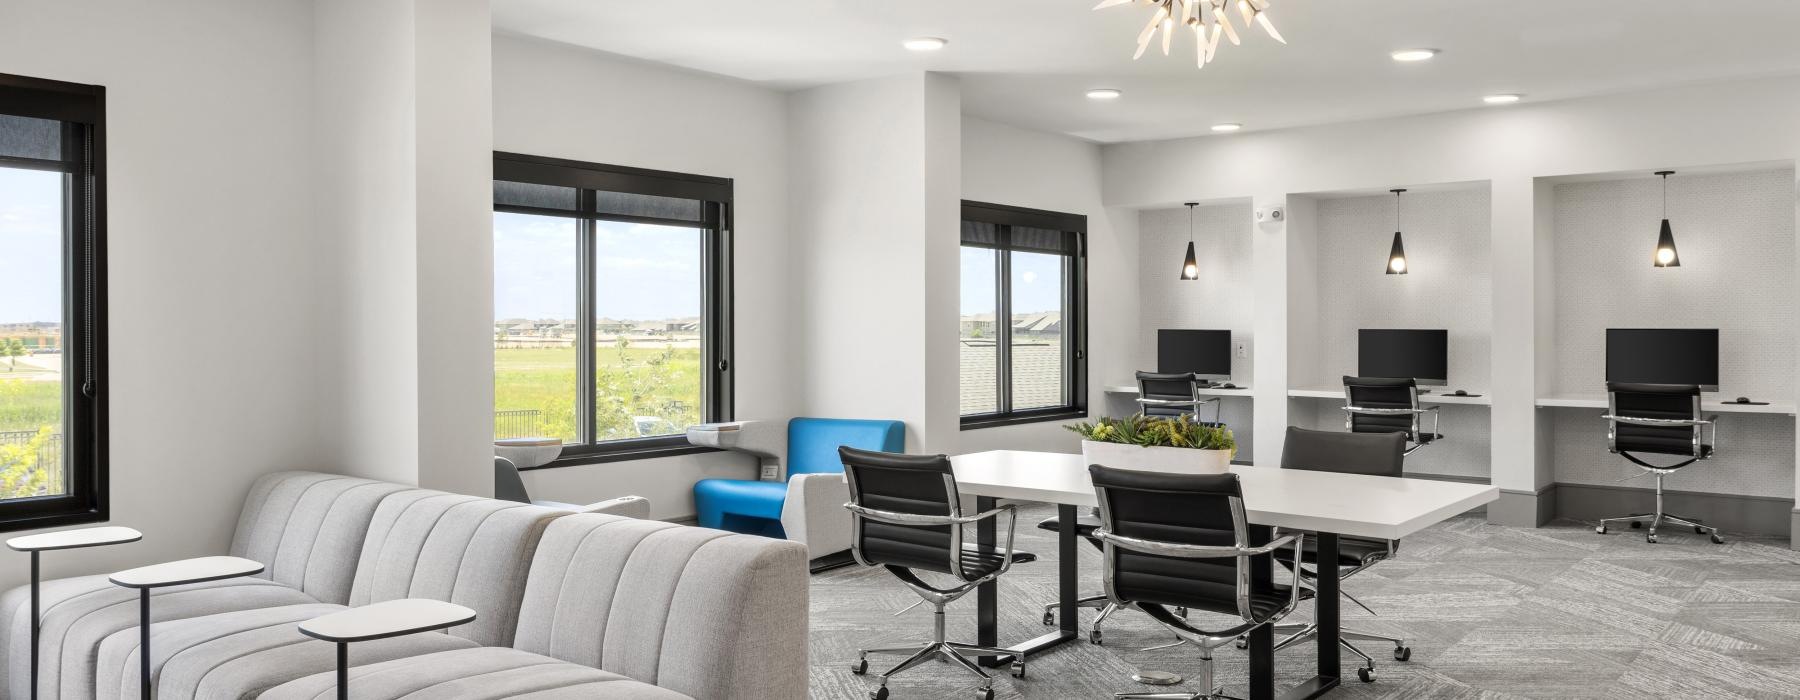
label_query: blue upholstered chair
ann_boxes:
[693,418,904,557]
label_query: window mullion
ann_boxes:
[576,194,597,446]
[996,234,1013,416]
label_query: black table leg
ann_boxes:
[1277,532,1344,700]
[1248,620,1274,700]
[29,551,38,700]
[139,588,151,699]
[976,495,998,665]
[337,641,349,700]
[1057,503,1077,639]
[977,501,1080,667]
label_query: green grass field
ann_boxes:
[0,378,61,499]
[494,345,702,442]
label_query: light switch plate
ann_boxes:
[1235,341,1249,359]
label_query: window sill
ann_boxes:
[960,408,1088,431]
[521,443,720,470]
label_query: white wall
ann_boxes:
[491,35,794,519]
[1103,75,1800,515]
[954,116,1138,456]
[0,0,321,590]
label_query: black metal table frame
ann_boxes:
[972,496,1344,700]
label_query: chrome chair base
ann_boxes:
[853,606,1023,699]
[1594,472,1726,544]
[1042,597,1185,645]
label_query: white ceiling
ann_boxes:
[492,0,1800,144]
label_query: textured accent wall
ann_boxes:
[1137,203,1255,460]
[1549,167,1797,496]
[1296,188,1493,479]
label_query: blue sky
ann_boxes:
[494,213,700,321]
[960,247,1063,316]
[0,167,63,324]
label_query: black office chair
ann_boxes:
[840,447,1032,700]
[1262,427,1411,683]
[1089,464,1306,700]
[1138,371,1222,424]
[1341,376,1441,455]
[1594,383,1723,544]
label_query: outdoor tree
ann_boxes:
[2,338,21,372]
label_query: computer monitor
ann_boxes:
[1606,328,1719,390]
[1358,329,1448,386]
[1157,329,1232,381]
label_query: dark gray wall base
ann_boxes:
[1791,510,1800,551]
[1555,483,1794,538]
[1403,472,1491,485]
[1489,486,1555,527]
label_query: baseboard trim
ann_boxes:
[1555,482,1793,538]
[1402,471,1490,485]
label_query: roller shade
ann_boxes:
[961,201,1084,255]
[494,152,729,226]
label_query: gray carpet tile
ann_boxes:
[808,504,1800,699]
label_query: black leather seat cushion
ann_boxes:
[955,544,1037,579]
[1167,584,1312,620]
[1035,513,1103,537]
[1298,535,1390,568]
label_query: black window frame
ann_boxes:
[0,73,108,533]
[493,152,733,468]
[959,200,1088,430]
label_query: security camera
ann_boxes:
[1256,206,1285,223]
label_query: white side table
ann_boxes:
[7,526,142,700]
[299,598,477,700]
[109,556,263,698]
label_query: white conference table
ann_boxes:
[949,450,1497,700]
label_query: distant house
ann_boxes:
[1011,312,1061,337]
[960,312,996,338]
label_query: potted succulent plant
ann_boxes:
[1065,414,1237,475]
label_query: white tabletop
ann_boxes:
[951,450,1497,541]
[8,526,142,553]
[299,599,477,643]
[109,556,264,589]
[1287,385,1492,406]
[1535,393,1797,415]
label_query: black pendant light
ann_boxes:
[1386,188,1409,275]
[1180,202,1200,280]
[1653,170,1681,268]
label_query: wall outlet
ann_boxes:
[760,461,780,481]
[1235,341,1249,359]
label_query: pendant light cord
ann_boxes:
[1661,172,1668,218]
[1188,203,1196,242]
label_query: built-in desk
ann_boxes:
[1103,384,1254,398]
[1535,393,1796,415]
[1286,385,1492,406]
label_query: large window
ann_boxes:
[0,74,107,532]
[493,153,732,465]
[959,201,1086,428]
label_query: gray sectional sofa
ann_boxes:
[0,471,810,700]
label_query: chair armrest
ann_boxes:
[844,503,1015,527]
[108,556,263,589]
[8,526,141,553]
[1096,531,1300,559]
[298,598,476,644]
[1342,406,1434,415]
[782,473,852,558]
[1136,397,1217,407]
[1602,414,1713,426]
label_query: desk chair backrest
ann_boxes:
[1281,427,1405,478]
[839,447,970,578]
[1342,376,1421,435]
[1608,382,1708,458]
[1137,371,1204,419]
[1089,465,1266,615]
[788,417,907,477]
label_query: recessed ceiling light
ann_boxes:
[1211,123,1242,132]
[903,37,948,52]
[1390,48,1439,62]
[1482,93,1522,104]
[1086,88,1123,100]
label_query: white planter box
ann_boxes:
[1081,440,1232,475]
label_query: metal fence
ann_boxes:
[495,409,544,439]
[0,429,63,496]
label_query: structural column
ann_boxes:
[1487,177,1554,526]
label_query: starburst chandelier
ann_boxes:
[1094,0,1284,68]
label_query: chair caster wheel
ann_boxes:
[1011,661,1026,678]
[1176,606,1189,619]
[1235,637,1248,650]
[1711,534,1726,545]
[1394,646,1412,662]
[1629,521,1642,529]
[851,659,868,675]
[1694,525,1707,534]
[1594,525,1607,535]
[977,687,995,700]
[1646,533,1657,544]
[871,686,889,700]
[1042,611,1055,626]
[1358,667,1375,683]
